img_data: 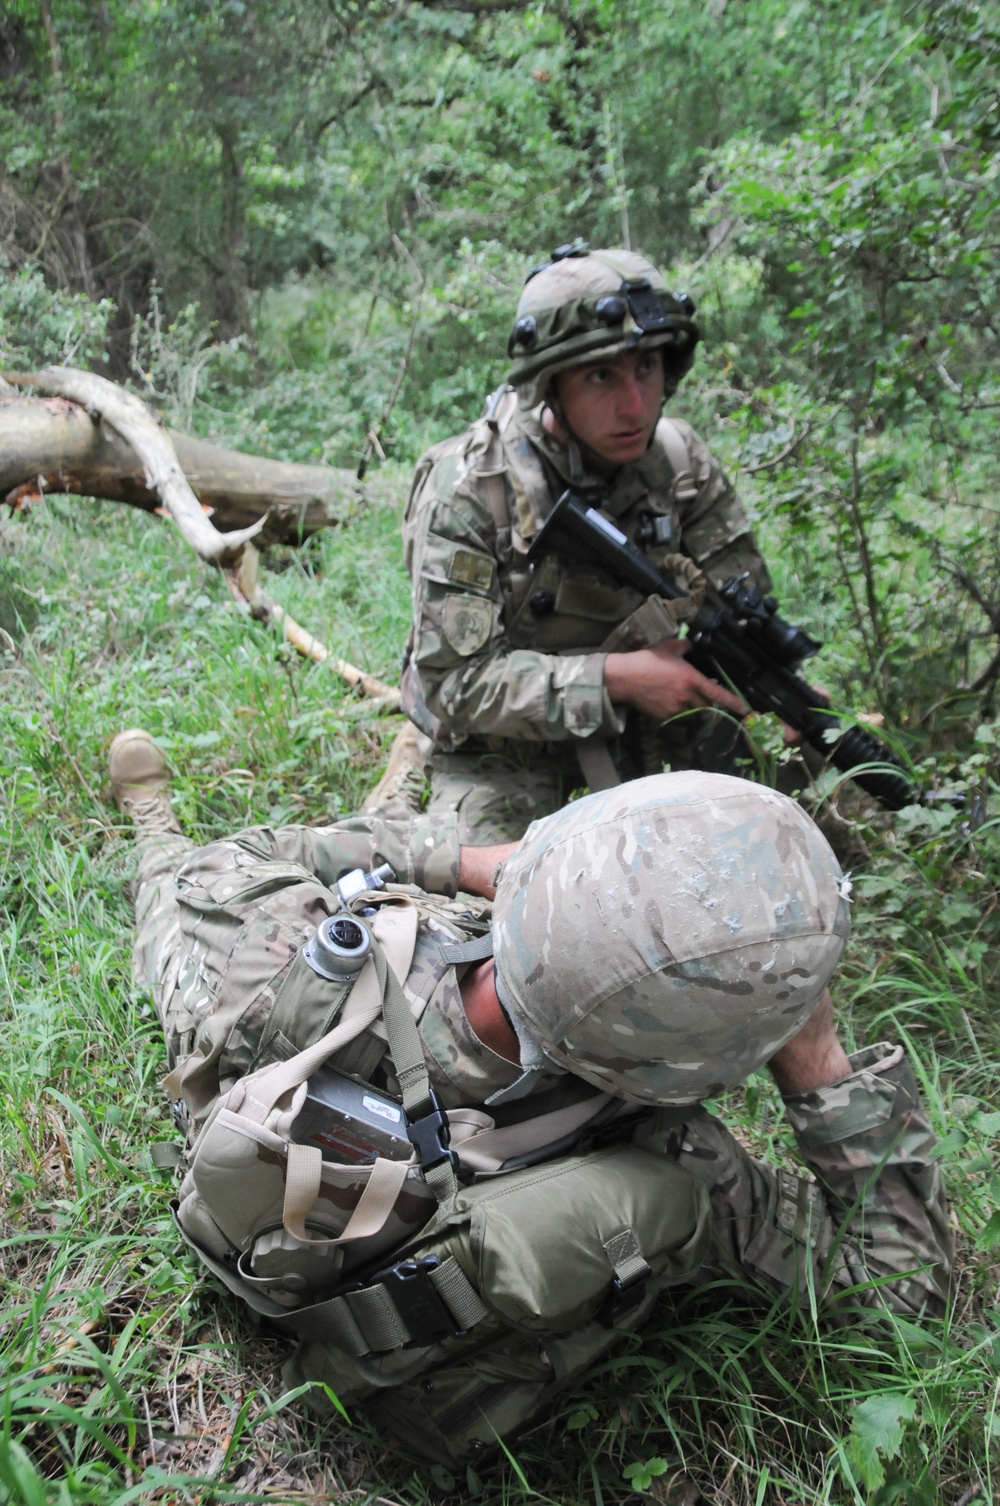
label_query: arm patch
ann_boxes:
[442,594,493,656]
[448,546,495,592]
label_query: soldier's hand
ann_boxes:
[604,639,748,720]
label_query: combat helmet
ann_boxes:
[506,242,700,409]
[492,772,850,1105]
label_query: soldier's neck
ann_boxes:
[539,405,618,480]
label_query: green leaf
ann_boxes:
[847,1393,916,1492]
[624,1457,669,1492]
[977,1210,1000,1251]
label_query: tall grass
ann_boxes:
[1,487,998,1506]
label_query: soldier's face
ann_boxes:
[554,348,665,465]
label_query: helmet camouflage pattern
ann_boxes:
[492,772,850,1105]
[506,243,701,408]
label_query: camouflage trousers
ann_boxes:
[130,834,951,1324]
[424,747,576,845]
[422,712,809,846]
[421,724,861,857]
[131,832,196,1062]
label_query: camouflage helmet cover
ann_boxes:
[506,246,701,409]
[492,772,851,1105]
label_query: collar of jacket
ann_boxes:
[513,406,676,523]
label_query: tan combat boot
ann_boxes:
[360,720,428,816]
[108,729,184,835]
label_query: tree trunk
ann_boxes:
[214,125,251,340]
[0,386,380,543]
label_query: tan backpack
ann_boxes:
[167,852,710,1468]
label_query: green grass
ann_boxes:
[2,488,999,1506]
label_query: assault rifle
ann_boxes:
[531,489,918,811]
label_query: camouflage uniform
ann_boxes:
[132,799,951,1323]
[397,245,778,844]
[401,396,772,842]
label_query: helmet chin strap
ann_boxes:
[543,348,674,478]
[544,386,668,479]
[544,390,587,483]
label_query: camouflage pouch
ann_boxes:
[281,1142,711,1465]
[598,556,706,654]
[176,897,437,1303]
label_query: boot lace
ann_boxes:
[123,792,181,835]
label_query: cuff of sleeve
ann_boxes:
[404,811,462,897]
[559,654,626,739]
[781,1042,919,1147]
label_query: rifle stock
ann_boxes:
[532,490,918,812]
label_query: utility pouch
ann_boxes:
[175,896,441,1301]
[280,1142,711,1464]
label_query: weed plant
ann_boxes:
[2,484,1000,1506]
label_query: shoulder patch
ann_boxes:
[447,547,495,592]
[442,594,493,656]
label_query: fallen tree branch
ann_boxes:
[1,377,371,543]
[226,546,400,708]
[6,368,264,565]
[3,367,402,705]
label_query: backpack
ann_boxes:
[168,845,710,1466]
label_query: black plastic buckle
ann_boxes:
[597,1272,649,1329]
[369,1254,466,1350]
[406,1089,459,1173]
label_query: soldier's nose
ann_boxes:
[617,377,645,420]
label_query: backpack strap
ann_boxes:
[171,1202,490,1353]
[230,896,460,1246]
[657,417,699,505]
[272,1253,490,1357]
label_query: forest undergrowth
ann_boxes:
[1,480,999,1506]
[4,0,1000,1501]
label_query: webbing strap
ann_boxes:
[439,932,495,965]
[575,738,622,793]
[282,1142,411,1247]
[658,418,699,504]
[430,1257,490,1330]
[295,1255,489,1357]
[348,1283,412,1351]
[451,1092,612,1174]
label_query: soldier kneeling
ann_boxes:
[110,730,952,1467]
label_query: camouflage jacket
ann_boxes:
[400,389,772,753]
[166,813,524,1119]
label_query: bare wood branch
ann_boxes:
[225,546,400,708]
[743,422,811,475]
[2,370,401,705]
[0,384,372,542]
[6,368,265,565]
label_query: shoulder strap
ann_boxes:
[469,386,519,531]
[657,418,699,505]
[229,897,459,1244]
